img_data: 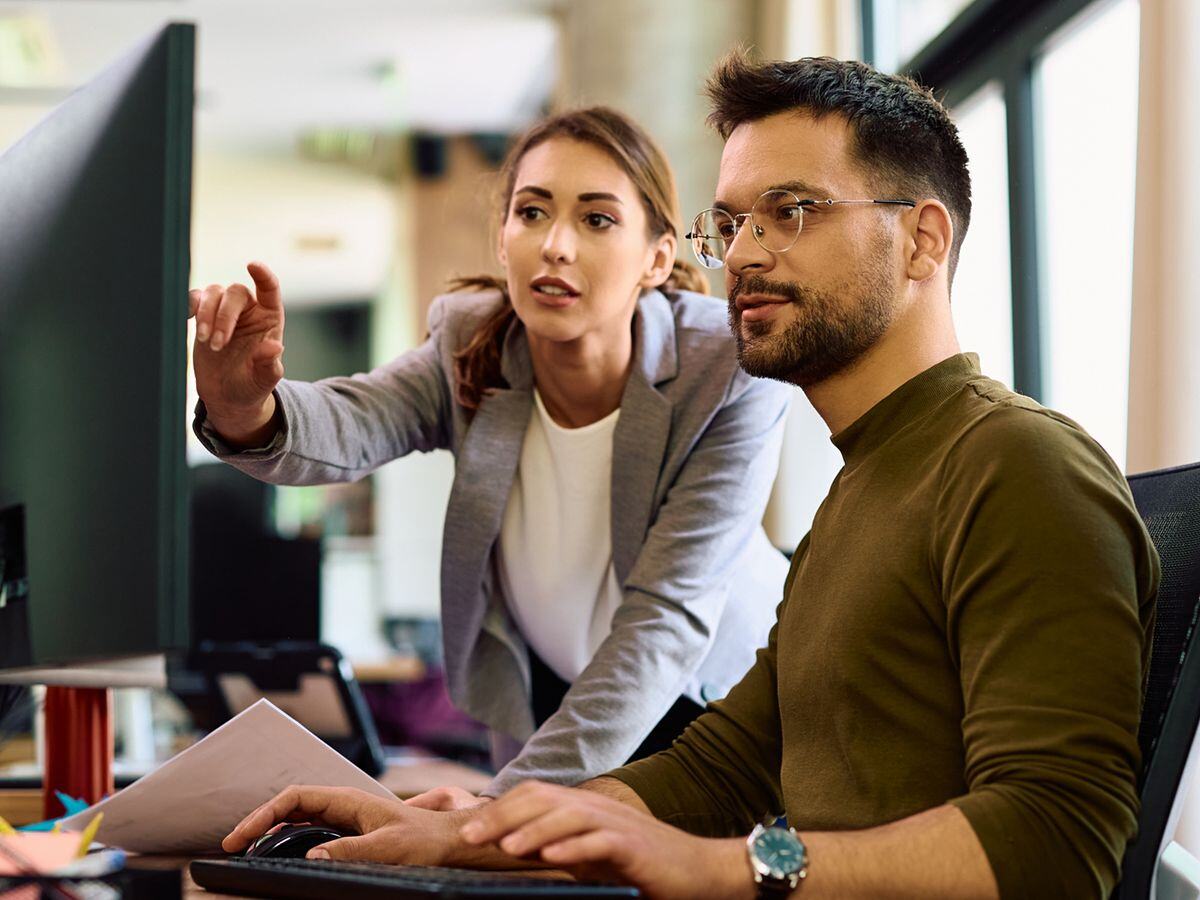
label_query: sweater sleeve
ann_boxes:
[605,542,805,836]
[938,402,1159,899]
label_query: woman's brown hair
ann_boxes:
[450,106,707,412]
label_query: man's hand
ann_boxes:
[460,781,754,900]
[223,786,468,865]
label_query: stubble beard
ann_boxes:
[728,245,897,388]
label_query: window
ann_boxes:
[866,0,1144,470]
[1035,0,1140,468]
[951,81,1014,387]
[871,0,976,71]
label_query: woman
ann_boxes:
[189,107,790,802]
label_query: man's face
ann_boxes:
[715,111,903,386]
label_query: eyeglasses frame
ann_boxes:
[685,192,918,268]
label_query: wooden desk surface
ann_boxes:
[2,758,497,897]
[0,787,42,827]
[380,756,492,799]
[125,855,223,899]
[0,757,493,826]
[351,657,426,684]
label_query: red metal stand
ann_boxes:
[42,686,114,820]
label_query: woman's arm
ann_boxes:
[194,296,462,485]
[484,373,791,794]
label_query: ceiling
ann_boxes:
[0,0,561,152]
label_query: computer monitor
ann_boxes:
[0,23,194,674]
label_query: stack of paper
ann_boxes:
[59,699,394,853]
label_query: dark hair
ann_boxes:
[451,106,707,413]
[705,52,972,280]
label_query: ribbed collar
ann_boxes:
[830,353,981,464]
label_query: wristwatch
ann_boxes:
[746,820,808,897]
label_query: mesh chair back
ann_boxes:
[1115,461,1200,898]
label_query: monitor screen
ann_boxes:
[0,24,193,671]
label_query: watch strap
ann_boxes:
[756,876,798,899]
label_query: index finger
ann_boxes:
[246,261,283,310]
[222,785,367,852]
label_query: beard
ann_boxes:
[727,248,897,388]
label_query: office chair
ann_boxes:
[1114,461,1200,899]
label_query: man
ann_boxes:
[224,55,1158,899]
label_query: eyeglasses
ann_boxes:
[685,190,917,269]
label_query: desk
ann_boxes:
[0,757,493,827]
[0,787,41,827]
[352,658,426,684]
[124,855,218,898]
[380,755,492,799]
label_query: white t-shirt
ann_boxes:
[497,389,624,683]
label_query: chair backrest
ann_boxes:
[1115,461,1200,898]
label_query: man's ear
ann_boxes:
[641,233,678,289]
[906,200,953,283]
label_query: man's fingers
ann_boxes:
[247,261,283,310]
[540,830,628,868]
[222,786,369,852]
[498,806,597,858]
[209,283,254,351]
[461,782,564,845]
[308,834,374,862]
[188,289,200,319]
[222,788,303,852]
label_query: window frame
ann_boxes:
[860,0,1113,400]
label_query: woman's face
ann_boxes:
[498,137,675,346]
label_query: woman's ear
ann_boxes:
[906,200,953,283]
[641,233,678,289]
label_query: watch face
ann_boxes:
[752,828,805,879]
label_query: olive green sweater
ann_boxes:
[611,354,1159,899]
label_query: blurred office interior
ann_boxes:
[0,0,1197,843]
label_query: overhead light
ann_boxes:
[368,59,400,88]
[0,15,64,87]
[293,234,343,254]
[300,129,378,164]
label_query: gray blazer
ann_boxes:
[195,288,790,794]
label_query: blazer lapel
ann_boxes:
[611,291,678,585]
[441,321,533,688]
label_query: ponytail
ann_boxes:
[447,275,516,414]
[663,258,709,296]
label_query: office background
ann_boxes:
[0,0,1196,849]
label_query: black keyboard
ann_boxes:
[190,856,641,899]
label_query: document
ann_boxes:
[58,698,395,853]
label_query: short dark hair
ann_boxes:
[706,52,972,281]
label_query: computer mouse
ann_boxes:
[243,823,350,860]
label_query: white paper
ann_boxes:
[59,698,394,853]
